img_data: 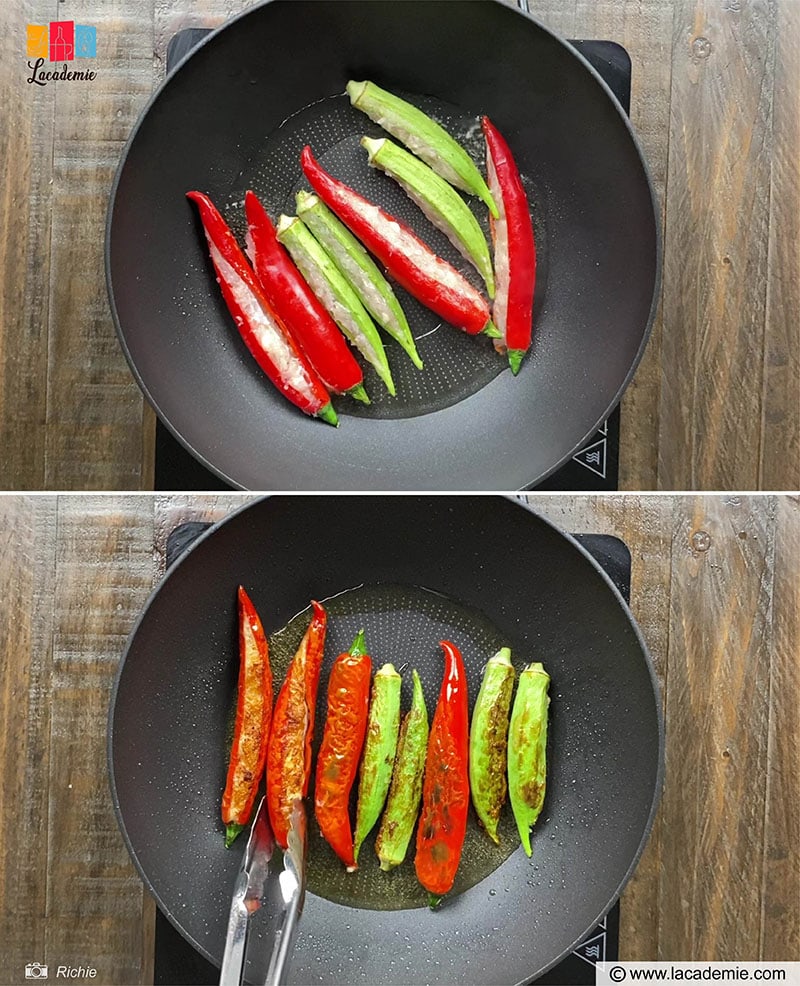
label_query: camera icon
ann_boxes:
[25,963,49,979]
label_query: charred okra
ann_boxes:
[354,662,402,860]
[469,647,515,843]
[507,662,550,856]
[375,668,429,871]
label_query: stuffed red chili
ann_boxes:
[314,630,372,870]
[221,586,273,848]
[481,118,536,374]
[266,600,327,849]
[187,191,337,424]
[301,147,494,337]
[415,640,470,902]
[244,190,369,404]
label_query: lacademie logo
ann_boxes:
[26,21,98,86]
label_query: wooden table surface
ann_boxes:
[1,0,799,491]
[0,493,797,984]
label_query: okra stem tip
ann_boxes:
[349,629,368,657]
[224,822,244,848]
[346,80,368,106]
[295,190,317,212]
[493,646,513,664]
[276,214,296,236]
[360,135,385,161]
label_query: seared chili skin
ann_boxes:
[266,600,327,849]
[244,190,365,396]
[415,640,470,897]
[314,631,371,869]
[301,146,492,336]
[221,586,273,846]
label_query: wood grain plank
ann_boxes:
[0,1,58,490]
[43,496,154,982]
[760,2,800,490]
[0,497,58,980]
[152,493,255,575]
[659,495,774,958]
[761,496,800,959]
[43,2,155,489]
[659,1,775,489]
[534,0,674,491]
[153,0,248,67]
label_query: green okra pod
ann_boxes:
[296,191,423,370]
[354,662,402,860]
[276,215,396,396]
[362,136,495,298]
[375,668,429,871]
[507,662,550,857]
[469,647,515,844]
[347,80,498,218]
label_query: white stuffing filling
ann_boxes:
[311,225,398,330]
[375,113,465,189]
[396,178,472,268]
[208,241,315,397]
[296,257,380,366]
[244,227,256,267]
[486,150,509,341]
[355,200,481,301]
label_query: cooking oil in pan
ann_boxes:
[269,582,527,911]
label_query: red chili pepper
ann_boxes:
[481,118,536,375]
[266,600,327,848]
[314,629,371,870]
[243,190,369,403]
[186,191,337,425]
[301,147,492,336]
[415,640,470,901]
[221,586,273,847]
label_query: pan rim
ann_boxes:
[106,494,665,982]
[104,0,663,492]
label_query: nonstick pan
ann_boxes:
[108,496,663,985]
[106,0,660,490]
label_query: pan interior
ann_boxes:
[214,91,537,418]
[269,584,526,909]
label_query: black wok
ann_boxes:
[105,0,660,490]
[108,496,663,985]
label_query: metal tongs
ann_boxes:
[220,796,307,986]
